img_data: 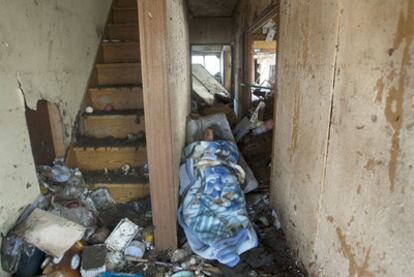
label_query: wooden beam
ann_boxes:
[138,0,178,250]
[47,103,65,159]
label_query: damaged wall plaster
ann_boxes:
[0,0,112,146]
[0,1,111,276]
[271,0,414,276]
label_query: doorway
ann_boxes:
[25,100,65,166]
[239,6,278,192]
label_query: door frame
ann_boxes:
[242,4,279,116]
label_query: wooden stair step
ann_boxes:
[82,109,145,139]
[110,7,138,24]
[113,0,137,8]
[90,86,143,110]
[67,145,147,171]
[89,183,149,203]
[102,42,140,63]
[96,63,141,86]
[104,24,139,41]
[83,167,149,203]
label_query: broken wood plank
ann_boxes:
[192,64,231,100]
[192,76,215,105]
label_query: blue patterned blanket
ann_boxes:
[177,140,258,267]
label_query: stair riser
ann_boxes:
[88,184,149,203]
[96,64,142,86]
[105,25,139,41]
[113,0,137,8]
[82,115,145,139]
[71,147,147,171]
[102,43,140,63]
[111,9,138,24]
[90,89,143,110]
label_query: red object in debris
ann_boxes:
[104,104,114,112]
[252,120,273,135]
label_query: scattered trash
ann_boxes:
[50,200,97,228]
[124,241,146,259]
[104,104,114,112]
[142,163,149,177]
[85,106,94,114]
[38,163,73,184]
[81,245,107,277]
[233,101,265,142]
[13,208,86,257]
[88,227,111,245]
[170,248,192,264]
[105,251,126,272]
[15,244,44,277]
[170,271,194,277]
[90,188,115,210]
[121,164,131,175]
[252,119,273,136]
[101,273,143,277]
[272,209,282,230]
[41,242,83,276]
[126,131,145,143]
[105,218,139,252]
[1,234,25,274]
[1,104,306,277]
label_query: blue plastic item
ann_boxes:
[101,273,144,277]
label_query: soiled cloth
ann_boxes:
[177,140,258,267]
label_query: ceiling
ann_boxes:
[187,0,239,17]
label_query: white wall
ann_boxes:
[0,1,111,275]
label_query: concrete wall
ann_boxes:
[271,0,414,276]
[189,17,233,44]
[0,1,111,275]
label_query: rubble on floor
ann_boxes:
[1,92,306,276]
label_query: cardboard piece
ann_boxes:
[13,208,86,257]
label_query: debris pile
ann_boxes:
[213,194,305,277]
[1,160,155,277]
[237,96,275,192]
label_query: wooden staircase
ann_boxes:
[67,0,149,203]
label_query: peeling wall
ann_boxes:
[0,1,111,275]
[0,0,112,146]
[271,0,414,276]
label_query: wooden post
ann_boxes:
[137,0,178,250]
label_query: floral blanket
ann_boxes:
[177,140,258,267]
